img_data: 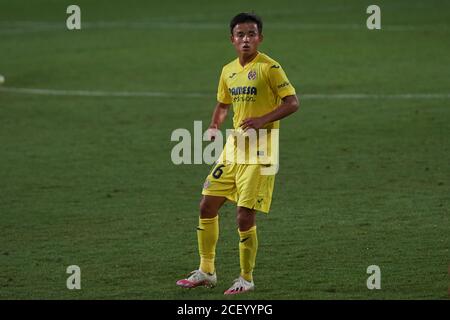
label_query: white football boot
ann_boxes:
[223,276,255,295]
[176,269,217,288]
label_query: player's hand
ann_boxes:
[207,124,219,141]
[240,117,265,131]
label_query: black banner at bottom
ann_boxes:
[0,300,444,318]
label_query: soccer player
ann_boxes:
[176,12,299,295]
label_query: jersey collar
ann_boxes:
[236,51,261,71]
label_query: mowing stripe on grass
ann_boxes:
[0,21,449,34]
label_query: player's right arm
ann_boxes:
[208,67,233,140]
[208,102,231,141]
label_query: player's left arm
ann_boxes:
[240,94,299,131]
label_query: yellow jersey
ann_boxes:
[216,52,296,165]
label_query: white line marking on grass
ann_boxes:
[304,93,450,99]
[1,86,450,100]
[0,87,208,98]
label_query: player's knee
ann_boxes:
[199,198,218,219]
[237,207,256,231]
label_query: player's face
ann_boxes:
[231,22,263,56]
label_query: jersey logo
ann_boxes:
[229,73,237,79]
[247,70,257,80]
[277,81,290,89]
[229,86,257,96]
[270,65,280,69]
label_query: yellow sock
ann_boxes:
[197,216,219,274]
[239,226,258,282]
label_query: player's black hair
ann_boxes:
[230,12,263,35]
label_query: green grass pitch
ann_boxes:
[0,0,449,299]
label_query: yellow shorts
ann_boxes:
[201,162,275,213]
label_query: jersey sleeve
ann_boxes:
[267,64,296,99]
[216,68,232,104]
